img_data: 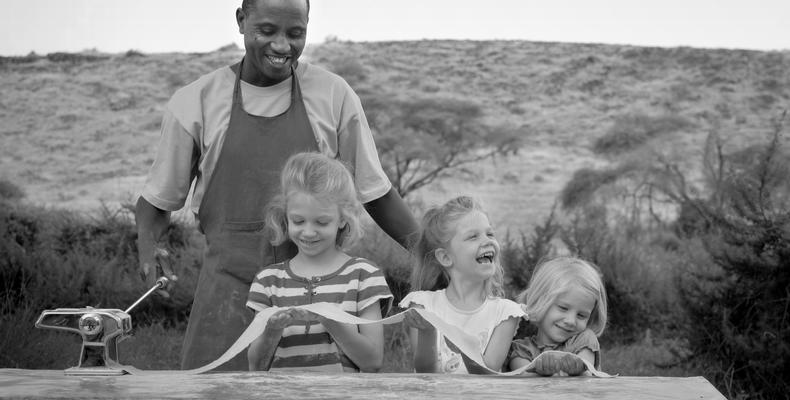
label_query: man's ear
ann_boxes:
[434,248,453,268]
[236,8,246,34]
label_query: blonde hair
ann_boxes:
[265,152,363,249]
[410,196,504,297]
[516,256,608,336]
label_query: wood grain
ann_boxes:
[0,369,726,399]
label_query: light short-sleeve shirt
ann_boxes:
[400,289,525,374]
[141,61,391,219]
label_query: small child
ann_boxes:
[508,256,608,376]
[400,196,524,374]
[246,152,392,372]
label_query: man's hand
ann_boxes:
[137,238,177,298]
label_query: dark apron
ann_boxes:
[181,59,318,370]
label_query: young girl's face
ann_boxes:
[536,288,596,346]
[286,191,344,258]
[442,210,499,282]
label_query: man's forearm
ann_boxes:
[135,196,171,242]
[364,187,419,250]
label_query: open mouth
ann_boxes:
[475,250,495,264]
[266,55,290,65]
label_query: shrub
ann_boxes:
[558,205,662,344]
[559,166,624,210]
[500,207,559,297]
[593,113,693,155]
[0,179,25,202]
[125,49,145,58]
[0,203,199,328]
[677,125,790,399]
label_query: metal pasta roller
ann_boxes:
[34,277,169,376]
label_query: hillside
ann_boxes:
[1,41,788,230]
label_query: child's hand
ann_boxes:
[267,309,296,330]
[402,307,434,331]
[558,353,586,376]
[533,352,563,376]
[533,352,587,376]
[268,308,323,330]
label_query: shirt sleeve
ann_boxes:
[140,108,199,211]
[508,338,540,364]
[398,290,432,309]
[563,329,601,365]
[355,259,394,313]
[246,270,275,313]
[564,329,600,352]
[336,85,392,204]
[498,299,528,324]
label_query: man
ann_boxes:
[136,0,418,371]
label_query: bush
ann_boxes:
[559,167,624,209]
[593,112,693,155]
[557,205,654,343]
[0,179,25,202]
[678,126,790,399]
[0,203,199,328]
[500,207,559,297]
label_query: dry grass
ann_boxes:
[2,41,788,232]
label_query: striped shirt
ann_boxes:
[246,257,393,372]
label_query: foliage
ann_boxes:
[0,179,25,202]
[560,165,629,210]
[593,113,694,155]
[558,206,659,343]
[560,111,789,398]
[0,202,199,329]
[363,93,522,197]
[674,118,790,399]
[500,206,559,297]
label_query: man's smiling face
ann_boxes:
[237,0,308,86]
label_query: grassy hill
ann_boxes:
[1,40,788,231]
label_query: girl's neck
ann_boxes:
[290,248,350,278]
[444,280,487,311]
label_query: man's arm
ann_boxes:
[364,187,419,250]
[135,196,176,295]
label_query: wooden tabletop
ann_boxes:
[0,369,725,399]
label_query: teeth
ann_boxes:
[476,252,495,263]
[267,55,288,64]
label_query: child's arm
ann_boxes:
[480,317,519,372]
[404,308,439,373]
[576,348,595,367]
[247,310,294,371]
[316,302,385,372]
[509,354,532,371]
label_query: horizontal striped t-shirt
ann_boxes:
[246,257,393,372]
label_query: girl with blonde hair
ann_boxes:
[401,196,525,374]
[246,152,392,372]
[508,256,608,375]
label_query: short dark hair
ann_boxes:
[241,0,310,15]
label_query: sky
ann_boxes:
[1,0,789,56]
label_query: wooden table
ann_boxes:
[0,369,725,399]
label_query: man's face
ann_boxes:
[236,0,308,86]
